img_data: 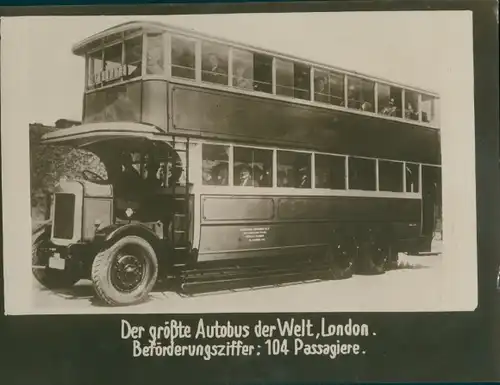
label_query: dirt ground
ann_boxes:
[31,242,445,314]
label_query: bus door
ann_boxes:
[421,165,442,238]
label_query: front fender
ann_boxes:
[95,223,164,252]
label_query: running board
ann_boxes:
[177,258,334,295]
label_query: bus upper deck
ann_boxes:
[76,21,441,166]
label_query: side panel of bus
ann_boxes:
[196,195,421,262]
[168,83,441,165]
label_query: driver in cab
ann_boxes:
[113,153,143,199]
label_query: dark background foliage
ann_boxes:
[29,122,105,222]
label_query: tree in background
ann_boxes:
[30,123,106,221]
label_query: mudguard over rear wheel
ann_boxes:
[32,228,79,289]
[91,236,158,306]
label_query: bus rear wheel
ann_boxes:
[91,236,158,306]
[326,239,355,279]
[385,245,399,270]
[356,240,388,275]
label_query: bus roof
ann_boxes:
[41,121,163,147]
[72,20,439,97]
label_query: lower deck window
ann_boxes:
[378,160,403,192]
[315,154,346,189]
[202,144,229,185]
[277,150,311,188]
[406,163,420,192]
[348,157,376,191]
[233,147,273,187]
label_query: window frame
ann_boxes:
[197,140,425,198]
[83,29,440,129]
[85,30,144,90]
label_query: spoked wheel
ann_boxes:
[32,227,79,289]
[91,236,158,306]
[327,237,355,280]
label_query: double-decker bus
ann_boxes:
[32,21,442,306]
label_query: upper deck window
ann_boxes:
[313,70,345,106]
[253,53,273,94]
[87,50,103,88]
[404,90,419,121]
[124,36,142,80]
[347,76,375,112]
[421,94,436,124]
[232,49,273,94]
[275,59,294,98]
[232,49,254,91]
[275,59,311,101]
[202,42,229,85]
[378,84,402,118]
[102,43,124,83]
[146,33,164,75]
[171,35,196,80]
[87,35,143,89]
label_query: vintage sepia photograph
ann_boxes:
[1,11,476,314]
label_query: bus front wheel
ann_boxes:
[91,236,158,306]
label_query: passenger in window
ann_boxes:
[381,98,397,116]
[204,53,227,85]
[405,102,418,120]
[202,168,213,185]
[147,45,164,75]
[236,165,255,187]
[211,163,228,185]
[234,66,253,90]
[114,153,143,199]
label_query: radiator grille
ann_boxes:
[53,193,75,239]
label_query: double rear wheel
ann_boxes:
[356,238,390,275]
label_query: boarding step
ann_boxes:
[180,267,331,295]
[178,257,334,295]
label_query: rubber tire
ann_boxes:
[91,236,158,306]
[32,228,80,289]
[384,245,399,271]
[356,241,387,275]
[327,240,355,280]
